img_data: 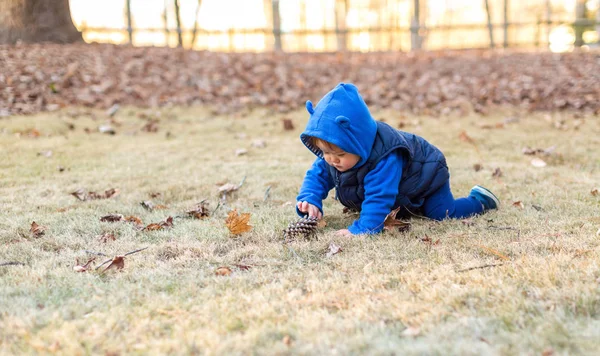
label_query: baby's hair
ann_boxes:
[310,137,341,152]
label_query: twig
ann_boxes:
[0,261,26,267]
[284,244,303,262]
[488,225,518,231]
[237,176,247,189]
[84,250,110,257]
[457,263,504,273]
[212,200,221,214]
[94,247,149,270]
[263,186,272,202]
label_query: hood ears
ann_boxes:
[335,115,351,129]
[305,100,315,115]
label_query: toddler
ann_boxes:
[296,83,499,236]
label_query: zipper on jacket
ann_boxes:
[334,171,348,208]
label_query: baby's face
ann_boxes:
[316,142,360,172]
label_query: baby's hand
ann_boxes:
[296,201,323,219]
[334,229,352,237]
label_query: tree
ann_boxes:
[0,0,81,44]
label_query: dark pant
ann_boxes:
[422,181,483,221]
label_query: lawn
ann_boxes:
[1,106,599,355]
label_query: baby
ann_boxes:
[296,83,499,236]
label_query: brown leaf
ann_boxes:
[100,214,124,222]
[143,216,173,231]
[30,221,46,238]
[70,189,88,201]
[473,163,483,172]
[187,201,210,219]
[591,188,598,196]
[282,118,294,131]
[218,183,239,194]
[73,258,95,272]
[317,219,327,228]
[512,201,525,209]
[103,188,120,199]
[383,207,411,232]
[492,167,503,178]
[125,215,143,227]
[141,120,159,132]
[150,192,161,198]
[225,209,252,235]
[419,235,440,245]
[215,266,232,276]
[326,242,342,257]
[476,244,510,261]
[234,264,252,271]
[103,256,125,272]
[458,131,475,144]
[97,232,116,243]
[140,200,155,211]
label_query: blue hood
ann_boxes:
[300,83,377,168]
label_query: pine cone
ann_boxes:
[283,216,319,242]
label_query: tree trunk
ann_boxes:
[272,0,282,51]
[0,0,82,44]
[597,0,600,45]
[502,0,508,48]
[484,0,495,48]
[410,0,421,50]
[173,0,183,47]
[190,0,202,49]
[574,0,585,47]
[334,0,348,51]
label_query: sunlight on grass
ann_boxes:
[1,106,599,354]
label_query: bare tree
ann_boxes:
[190,0,202,48]
[173,0,183,47]
[597,0,600,45]
[503,0,508,48]
[334,0,348,51]
[125,0,133,45]
[0,0,81,44]
[484,0,495,48]
[574,0,585,47]
[411,0,421,50]
[272,0,282,51]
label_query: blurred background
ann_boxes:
[69,0,600,53]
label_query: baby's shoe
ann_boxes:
[470,185,500,211]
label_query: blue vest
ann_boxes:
[328,122,449,216]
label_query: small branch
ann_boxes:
[457,263,504,273]
[95,258,114,270]
[0,261,26,267]
[212,201,221,214]
[263,186,271,202]
[123,246,149,257]
[237,176,247,189]
[84,250,110,257]
[284,244,303,262]
[488,226,518,230]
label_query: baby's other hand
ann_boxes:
[335,229,352,237]
[296,201,322,219]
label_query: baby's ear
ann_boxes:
[335,115,351,128]
[305,100,315,114]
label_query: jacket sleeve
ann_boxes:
[296,158,335,216]
[348,152,404,234]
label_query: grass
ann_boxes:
[1,106,599,355]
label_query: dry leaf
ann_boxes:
[140,200,154,211]
[282,119,294,131]
[73,258,95,272]
[326,242,342,257]
[458,131,475,144]
[235,148,248,156]
[476,244,510,261]
[531,158,547,167]
[591,188,599,197]
[70,189,88,201]
[401,326,421,337]
[473,163,483,172]
[225,209,252,235]
[317,219,327,228]
[383,207,411,232]
[97,232,116,243]
[143,216,173,231]
[71,188,120,201]
[462,218,475,226]
[30,221,46,238]
[125,215,143,227]
[512,201,525,209]
[98,125,116,135]
[215,266,232,276]
[419,235,440,245]
[234,264,252,271]
[282,335,292,346]
[100,214,124,222]
[150,192,161,198]
[37,150,52,157]
[103,256,125,272]
[251,139,266,148]
[187,201,210,219]
[492,167,503,178]
[218,183,239,194]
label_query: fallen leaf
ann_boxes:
[235,148,248,156]
[143,216,173,231]
[225,209,252,235]
[70,189,88,201]
[326,242,342,257]
[419,235,440,245]
[100,214,124,222]
[531,158,547,167]
[98,125,116,135]
[125,215,143,227]
[218,183,239,194]
[383,207,411,232]
[187,201,210,219]
[150,192,161,198]
[30,221,46,238]
[234,264,252,271]
[215,266,232,276]
[473,163,483,172]
[462,218,475,226]
[141,120,159,132]
[141,200,154,211]
[71,188,120,201]
[458,130,475,144]
[251,139,266,148]
[73,258,95,272]
[401,326,421,337]
[282,335,292,346]
[591,188,599,196]
[492,167,503,178]
[37,150,52,157]
[282,118,294,131]
[512,201,525,209]
[97,232,116,243]
[103,188,120,199]
[103,256,125,272]
[106,103,119,117]
[476,244,510,261]
[317,219,327,228]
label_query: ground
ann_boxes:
[0,106,599,355]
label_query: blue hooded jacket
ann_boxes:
[297,83,449,234]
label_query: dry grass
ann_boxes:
[1,106,599,355]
